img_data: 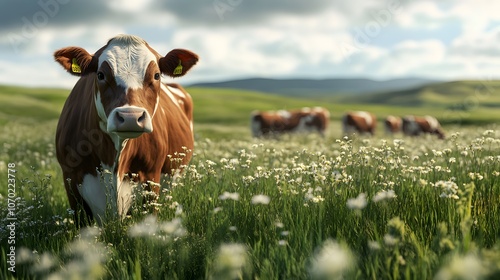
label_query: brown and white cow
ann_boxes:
[384,115,402,135]
[251,107,330,137]
[342,111,377,136]
[402,115,445,139]
[54,34,198,225]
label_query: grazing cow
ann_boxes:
[251,107,330,137]
[402,115,445,139]
[54,34,198,225]
[384,115,402,134]
[342,111,377,135]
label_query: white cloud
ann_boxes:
[376,40,446,77]
[395,2,448,29]
[107,0,154,13]
[1,0,500,87]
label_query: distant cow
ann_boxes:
[384,115,402,134]
[251,107,330,137]
[402,115,445,139]
[54,34,199,225]
[342,111,377,135]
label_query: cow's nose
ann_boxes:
[115,110,146,129]
[109,107,153,137]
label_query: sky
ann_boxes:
[0,0,499,88]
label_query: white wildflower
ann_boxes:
[372,190,397,203]
[251,194,271,205]
[219,191,240,201]
[383,234,399,246]
[128,215,158,237]
[347,193,367,210]
[211,243,250,280]
[434,254,484,280]
[309,239,355,280]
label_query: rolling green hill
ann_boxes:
[0,85,68,125]
[339,80,500,107]
[1,81,499,135]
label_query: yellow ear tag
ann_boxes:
[173,60,183,75]
[71,58,82,74]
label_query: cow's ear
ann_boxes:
[159,49,198,78]
[54,47,96,76]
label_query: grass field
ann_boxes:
[1,84,500,279]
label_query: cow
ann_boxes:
[402,115,445,139]
[53,34,199,225]
[342,111,377,136]
[384,115,402,135]
[250,107,329,137]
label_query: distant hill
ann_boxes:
[1,81,499,128]
[339,80,500,107]
[189,77,438,98]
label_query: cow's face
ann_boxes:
[94,36,161,139]
[54,34,198,140]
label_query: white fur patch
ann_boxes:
[117,176,138,217]
[79,163,115,225]
[167,85,187,99]
[79,174,107,225]
[161,83,181,109]
[354,111,373,126]
[98,35,157,90]
[313,107,329,118]
[425,116,439,131]
[277,110,291,119]
[95,91,108,124]
[293,115,314,133]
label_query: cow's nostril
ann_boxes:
[138,111,146,123]
[117,113,125,123]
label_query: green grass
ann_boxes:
[1,84,500,279]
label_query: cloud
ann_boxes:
[158,0,334,24]
[1,0,500,88]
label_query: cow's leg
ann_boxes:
[63,175,94,227]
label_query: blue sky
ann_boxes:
[0,0,499,88]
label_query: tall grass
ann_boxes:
[1,121,500,279]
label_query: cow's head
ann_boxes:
[54,34,198,140]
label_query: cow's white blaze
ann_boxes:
[98,35,158,90]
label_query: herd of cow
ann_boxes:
[53,34,445,225]
[251,108,445,139]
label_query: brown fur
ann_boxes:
[402,115,445,139]
[384,116,402,134]
[343,112,377,135]
[54,35,198,224]
[251,107,329,137]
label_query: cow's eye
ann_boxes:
[154,73,160,80]
[97,72,105,81]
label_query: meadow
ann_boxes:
[1,85,500,279]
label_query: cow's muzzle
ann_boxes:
[108,106,153,138]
